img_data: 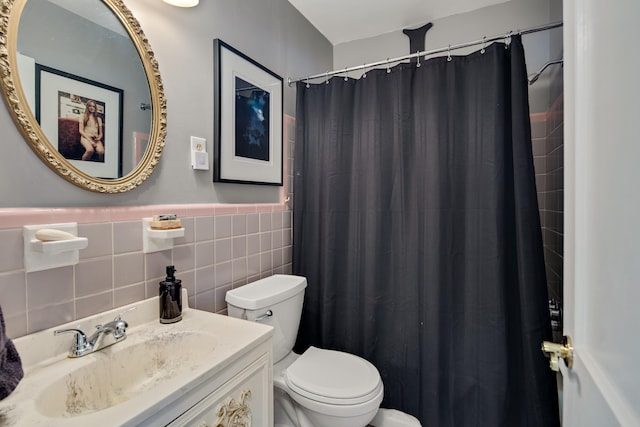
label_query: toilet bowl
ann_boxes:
[370,408,422,427]
[225,274,384,427]
[281,346,384,427]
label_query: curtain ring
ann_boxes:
[447,45,452,62]
[481,37,486,54]
[344,67,349,81]
[386,58,391,73]
[325,71,330,84]
[416,51,421,68]
[362,64,368,78]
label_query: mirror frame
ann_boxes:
[0,0,167,193]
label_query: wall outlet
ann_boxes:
[190,136,209,170]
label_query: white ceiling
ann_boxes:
[48,0,128,37]
[288,0,511,45]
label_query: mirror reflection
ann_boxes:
[17,0,152,178]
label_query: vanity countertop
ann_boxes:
[0,292,273,426]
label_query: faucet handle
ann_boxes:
[112,318,129,339]
[109,306,135,339]
[54,328,91,355]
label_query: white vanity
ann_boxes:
[0,291,273,426]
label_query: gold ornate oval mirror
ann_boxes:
[0,0,166,193]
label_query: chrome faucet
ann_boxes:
[54,307,136,358]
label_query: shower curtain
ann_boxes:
[292,35,559,426]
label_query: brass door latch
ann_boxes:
[541,335,574,372]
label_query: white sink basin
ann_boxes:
[0,292,273,426]
[36,330,216,417]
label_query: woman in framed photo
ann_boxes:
[78,99,105,162]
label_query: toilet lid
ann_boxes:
[285,346,382,405]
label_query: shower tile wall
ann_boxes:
[0,117,296,340]
[532,93,564,328]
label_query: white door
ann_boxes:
[562,0,640,425]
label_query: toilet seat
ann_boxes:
[285,346,383,406]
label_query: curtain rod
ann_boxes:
[287,21,563,86]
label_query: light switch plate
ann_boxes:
[193,151,209,170]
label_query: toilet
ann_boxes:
[226,274,385,427]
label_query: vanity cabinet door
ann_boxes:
[170,352,272,427]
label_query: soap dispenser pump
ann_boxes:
[159,265,182,323]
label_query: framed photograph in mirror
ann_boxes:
[213,39,283,185]
[35,65,124,179]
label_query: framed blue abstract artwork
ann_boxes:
[213,39,283,185]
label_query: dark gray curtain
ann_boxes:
[292,36,559,427]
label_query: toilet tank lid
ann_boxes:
[225,274,307,310]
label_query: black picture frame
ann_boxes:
[213,39,283,185]
[35,65,124,179]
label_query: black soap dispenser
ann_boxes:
[159,265,182,323]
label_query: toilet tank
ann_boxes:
[226,274,307,363]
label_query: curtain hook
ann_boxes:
[481,37,486,54]
[305,76,310,88]
[447,45,452,62]
[386,58,392,73]
[416,51,421,68]
[504,31,512,49]
[344,67,349,81]
[362,64,368,78]
[325,71,330,84]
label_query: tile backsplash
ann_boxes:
[0,205,292,339]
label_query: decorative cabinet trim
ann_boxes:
[168,349,272,427]
[215,389,252,427]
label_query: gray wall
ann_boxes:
[332,0,561,114]
[0,0,332,207]
[1,0,561,208]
